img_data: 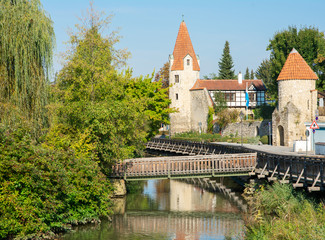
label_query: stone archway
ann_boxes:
[278,125,285,146]
[255,126,259,137]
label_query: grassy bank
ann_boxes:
[243,182,325,239]
[172,131,260,144]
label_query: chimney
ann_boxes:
[238,72,242,84]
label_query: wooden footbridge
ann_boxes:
[112,138,325,192]
[111,153,256,180]
[145,138,325,192]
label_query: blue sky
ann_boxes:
[42,0,325,79]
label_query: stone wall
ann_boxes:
[190,88,213,133]
[221,120,270,138]
[273,79,317,147]
[278,79,317,122]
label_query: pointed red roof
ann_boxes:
[277,48,318,81]
[171,21,200,71]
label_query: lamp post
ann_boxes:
[239,111,244,147]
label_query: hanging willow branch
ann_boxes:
[0,0,55,134]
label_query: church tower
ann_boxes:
[169,21,200,135]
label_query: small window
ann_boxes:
[175,75,179,83]
[187,59,190,66]
[176,93,178,100]
[249,92,256,102]
[225,92,236,102]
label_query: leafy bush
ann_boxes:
[0,125,113,239]
[260,135,269,144]
[215,109,239,130]
[207,107,214,133]
[243,182,325,239]
[253,104,275,120]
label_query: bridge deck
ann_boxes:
[111,153,257,180]
[145,138,325,191]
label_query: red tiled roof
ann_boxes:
[171,21,200,71]
[190,79,266,91]
[277,48,318,81]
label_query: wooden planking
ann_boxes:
[111,153,257,178]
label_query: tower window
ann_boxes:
[187,59,190,66]
[176,93,178,100]
[175,75,179,83]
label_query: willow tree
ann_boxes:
[0,0,55,134]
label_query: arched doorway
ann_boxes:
[278,125,284,146]
[255,126,259,137]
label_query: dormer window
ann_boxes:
[187,59,190,66]
[175,75,179,83]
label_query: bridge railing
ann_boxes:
[111,153,257,179]
[146,138,325,190]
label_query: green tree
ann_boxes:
[218,41,235,79]
[267,26,325,98]
[0,0,55,136]
[214,91,227,114]
[250,69,254,79]
[203,72,218,79]
[256,59,272,94]
[51,5,173,171]
[154,62,170,88]
[244,67,250,79]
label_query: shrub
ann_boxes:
[253,104,275,120]
[0,125,113,239]
[260,135,269,144]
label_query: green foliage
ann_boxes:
[245,68,250,79]
[215,109,239,130]
[0,125,113,239]
[267,26,325,98]
[244,182,325,239]
[250,69,255,79]
[260,135,269,144]
[51,7,173,173]
[218,41,235,79]
[253,104,275,120]
[207,107,214,133]
[172,131,258,144]
[203,72,218,79]
[154,62,170,89]
[214,91,227,114]
[255,59,272,96]
[0,0,55,137]
[125,75,173,139]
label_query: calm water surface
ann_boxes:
[61,179,245,240]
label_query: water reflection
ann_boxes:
[62,179,244,240]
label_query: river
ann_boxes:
[61,179,245,240]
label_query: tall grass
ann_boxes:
[243,182,325,239]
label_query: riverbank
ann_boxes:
[243,182,325,239]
